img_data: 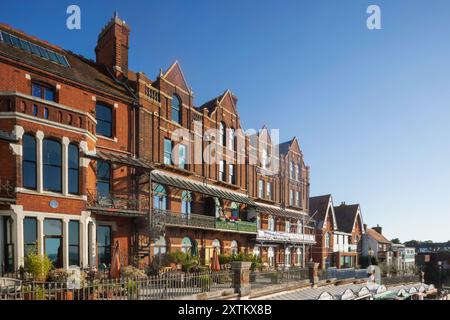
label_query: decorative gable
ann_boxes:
[162,60,190,93]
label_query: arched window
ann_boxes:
[290,161,295,179]
[230,240,239,254]
[23,134,37,190]
[153,184,167,210]
[181,237,192,254]
[68,143,79,194]
[181,190,192,217]
[219,122,225,146]
[325,232,331,248]
[268,247,275,267]
[285,247,291,266]
[268,215,274,231]
[285,220,291,233]
[96,160,111,197]
[153,236,167,256]
[230,202,239,219]
[228,128,235,151]
[43,139,62,192]
[297,220,303,234]
[296,247,303,266]
[96,103,113,138]
[171,94,181,124]
[212,239,221,254]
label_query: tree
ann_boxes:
[391,238,401,244]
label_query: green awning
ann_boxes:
[151,171,255,206]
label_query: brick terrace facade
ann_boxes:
[0,14,316,273]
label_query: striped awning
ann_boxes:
[151,170,255,206]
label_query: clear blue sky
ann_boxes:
[1,0,449,242]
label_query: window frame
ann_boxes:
[68,220,80,266]
[68,143,79,195]
[171,94,182,124]
[164,138,173,165]
[44,218,63,268]
[23,217,37,256]
[258,179,265,198]
[32,82,56,102]
[96,160,111,197]
[22,134,37,190]
[43,138,62,193]
[95,102,113,138]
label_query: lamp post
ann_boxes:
[368,248,374,267]
[438,261,443,291]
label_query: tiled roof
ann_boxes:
[367,228,391,244]
[0,24,131,100]
[309,194,332,227]
[278,139,293,155]
[334,204,360,233]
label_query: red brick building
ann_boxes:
[309,195,364,269]
[0,14,315,274]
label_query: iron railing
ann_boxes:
[319,268,369,281]
[381,274,421,286]
[0,179,15,200]
[87,190,150,214]
[249,267,309,290]
[0,270,233,300]
[153,209,258,233]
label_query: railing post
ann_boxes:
[230,261,252,299]
[308,261,319,288]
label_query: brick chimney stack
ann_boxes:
[373,224,383,235]
[95,12,130,79]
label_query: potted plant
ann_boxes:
[24,251,53,283]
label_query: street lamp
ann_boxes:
[368,248,374,266]
[438,261,443,291]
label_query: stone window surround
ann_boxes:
[11,126,90,198]
[0,206,95,270]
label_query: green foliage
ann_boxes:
[168,251,200,272]
[390,238,401,244]
[24,251,53,282]
[359,255,379,268]
[218,253,262,271]
[121,265,148,279]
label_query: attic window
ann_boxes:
[0,31,70,67]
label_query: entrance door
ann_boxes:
[97,225,112,271]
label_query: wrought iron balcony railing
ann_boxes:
[0,179,15,201]
[86,189,150,215]
[151,209,258,234]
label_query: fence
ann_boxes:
[250,267,309,290]
[381,274,421,286]
[319,268,369,281]
[0,270,233,300]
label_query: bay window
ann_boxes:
[23,134,37,189]
[43,139,62,192]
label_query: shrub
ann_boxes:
[48,268,70,282]
[24,252,53,282]
[121,266,148,279]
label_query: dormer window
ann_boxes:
[32,82,55,102]
[171,94,181,124]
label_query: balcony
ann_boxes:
[257,229,315,244]
[0,179,15,204]
[0,92,96,137]
[215,219,258,233]
[152,209,258,234]
[87,190,150,217]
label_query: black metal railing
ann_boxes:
[156,209,216,229]
[319,268,369,281]
[0,179,15,200]
[381,274,421,286]
[0,270,233,300]
[249,267,309,290]
[87,190,150,214]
